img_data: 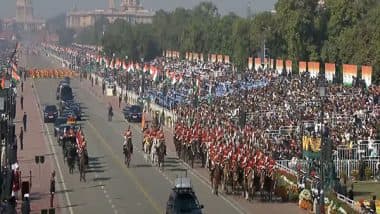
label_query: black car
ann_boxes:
[166,178,203,214]
[57,82,69,100]
[43,105,58,123]
[123,105,143,122]
[54,117,67,137]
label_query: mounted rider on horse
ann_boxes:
[123,126,133,167]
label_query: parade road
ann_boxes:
[20,53,303,214]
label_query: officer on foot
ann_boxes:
[19,127,24,150]
[21,194,30,214]
[50,171,56,208]
[23,112,27,132]
[20,95,24,110]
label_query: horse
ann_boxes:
[252,168,262,198]
[222,162,233,194]
[67,145,77,174]
[232,165,243,195]
[78,151,86,182]
[180,142,187,162]
[188,141,198,168]
[184,141,197,168]
[173,135,181,156]
[211,164,222,196]
[150,139,158,165]
[123,138,133,167]
[143,138,152,162]
[199,143,207,168]
[243,168,255,201]
[62,139,68,165]
[265,170,276,201]
[156,140,166,169]
[260,169,276,201]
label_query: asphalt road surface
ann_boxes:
[21,52,304,214]
[21,54,245,214]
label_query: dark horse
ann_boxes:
[187,141,198,168]
[123,138,133,167]
[211,164,222,196]
[156,140,166,170]
[67,144,77,174]
[78,151,87,182]
[260,169,276,201]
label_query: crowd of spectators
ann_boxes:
[44,43,380,178]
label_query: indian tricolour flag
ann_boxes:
[254,58,261,71]
[128,63,134,73]
[12,71,21,82]
[151,68,158,82]
[285,60,292,74]
[122,60,127,71]
[342,64,357,86]
[248,57,253,70]
[143,64,149,73]
[171,73,177,85]
[276,59,283,74]
[324,63,335,82]
[11,63,20,82]
[308,61,320,78]
[299,61,307,74]
[105,58,110,68]
[361,66,372,87]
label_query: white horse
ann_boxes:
[143,138,151,162]
[151,139,158,165]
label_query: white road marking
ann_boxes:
[32,80,74,214]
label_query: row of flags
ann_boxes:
[248,57,374,86]
[91,55,186,85]
[1,42,21,88]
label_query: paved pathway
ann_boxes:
[17,54,60,213]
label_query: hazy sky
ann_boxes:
[0,0,276,19]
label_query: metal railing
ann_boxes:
[277,158,380,180]
[335,159,380,179]
[337,141,380,160]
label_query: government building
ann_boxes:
[1,0,45,32]
[66,0,155,30]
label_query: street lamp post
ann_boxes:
[318,78,326,214]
